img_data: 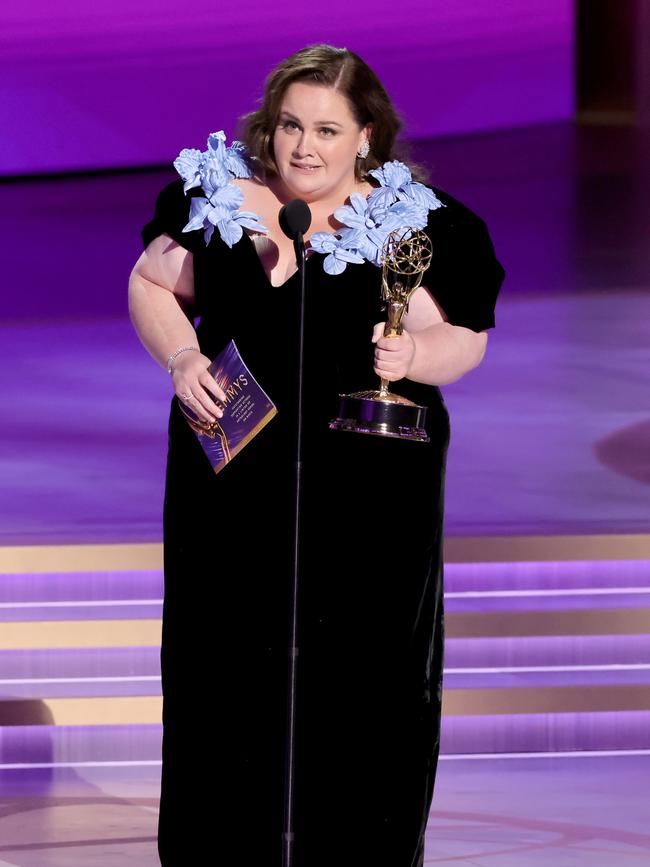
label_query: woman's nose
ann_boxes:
[293,131,314,157]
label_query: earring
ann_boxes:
[357,140,370,159]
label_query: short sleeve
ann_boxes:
[141,178,204,253]
[423,188,506,332]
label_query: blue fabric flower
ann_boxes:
[385,200,430,232]
[334,193,378,231]
[174,131,267,247]
[206,131,253,179]
[406,183,442,211]
[338,225,382,267]
[305,161,447,272]
[369,160,413,192]
[217,210,270,248]
[207,181,244,211]
[173,133,444,264]
[225,141,253,179]
[309,232,365,275]
[368,160,444,216]
[323,185,435,269]
[173,148,204,193]
[200,155,231,197]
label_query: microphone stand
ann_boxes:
[282,230,306,867]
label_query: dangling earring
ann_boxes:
[357,140,370,159]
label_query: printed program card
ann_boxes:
[179,340,277,474]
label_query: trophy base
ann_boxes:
[329,391,429,442]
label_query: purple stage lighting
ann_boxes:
[1,0,574,175]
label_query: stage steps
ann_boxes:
[0,552,649,767]
[441,558,650,754]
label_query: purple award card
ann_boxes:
[179,340,277,474]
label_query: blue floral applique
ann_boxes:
[308,229,366,276]
[173,131,268,247]
[173,136,444,270]
[310,161,445,273]
[367,160,443,214]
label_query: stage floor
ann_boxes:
[0,755,648,865]
[3,284,649,545]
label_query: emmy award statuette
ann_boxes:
[329,227,433,441]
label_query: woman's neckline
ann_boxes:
[241,177,377,289]
[243,231,330,290]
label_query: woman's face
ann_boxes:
[272,82,370,203]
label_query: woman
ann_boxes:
[129,44,504,867]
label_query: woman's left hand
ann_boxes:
[371,322,416,382]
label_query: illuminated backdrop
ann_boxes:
[1,0,574,175]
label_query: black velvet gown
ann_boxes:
[141,178,504,867]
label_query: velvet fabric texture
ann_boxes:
[142,178,504,866]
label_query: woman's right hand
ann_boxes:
[171,352,228,423]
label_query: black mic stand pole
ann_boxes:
[282,228,307,867]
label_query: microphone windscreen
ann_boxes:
[279,199,312,239]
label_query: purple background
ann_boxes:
[1,0,574,175]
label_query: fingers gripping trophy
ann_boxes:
[330,227,433,441]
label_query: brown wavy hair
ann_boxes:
[239,44,427,183]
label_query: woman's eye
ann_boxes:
[320,127,336,136]
[282,120,299,131]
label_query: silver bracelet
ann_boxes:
[167,345,200,374]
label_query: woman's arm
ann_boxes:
[128,234,197,367]
[372,284,488,386]
[128,234,227,421]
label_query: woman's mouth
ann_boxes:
[292,163,321,173]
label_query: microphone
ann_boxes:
[278,199,312,867]
[279,199,312,241]
[279,199,312,268]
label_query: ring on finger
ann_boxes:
[179,391,194,401]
